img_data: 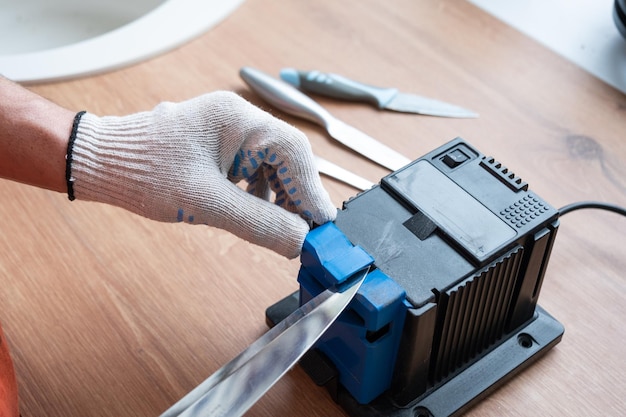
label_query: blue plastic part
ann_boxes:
[351,269,406,331]
[301,223,374,287]
[299,223,407,404]
[279,68,301,87]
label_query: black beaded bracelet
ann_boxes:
[65,110,86,201]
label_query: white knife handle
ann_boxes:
[280,68,398,109]
[239,67,334,127]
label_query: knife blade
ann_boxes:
[315,155,374,191]
[240,66,411,171]
[280,68,479,119]
[160,267,369,417]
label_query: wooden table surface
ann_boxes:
[2,0,625,416]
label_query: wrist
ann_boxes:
[0,77,76,192]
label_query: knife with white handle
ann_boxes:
[240,67,411,171]
[280,68,479,118]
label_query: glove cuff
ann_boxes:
[66,111,165,217]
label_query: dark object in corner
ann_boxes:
[614,0,626,39]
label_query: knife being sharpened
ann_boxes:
[240,66,411,172]
[160,267,369,417]
[280,68,479,119]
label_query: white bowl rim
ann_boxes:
[0,0,245,83]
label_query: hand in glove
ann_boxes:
[67,91,336,258]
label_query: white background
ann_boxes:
[469,0,626,94]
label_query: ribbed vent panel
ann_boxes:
[432,246,523,382]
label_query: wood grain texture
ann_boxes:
[1,0,625,416]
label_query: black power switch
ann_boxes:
[442,148,469,168]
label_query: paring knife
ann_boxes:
[160,267,369,417]
[315,155,373,191]
[240,66,411,172]
[280,68,479,119]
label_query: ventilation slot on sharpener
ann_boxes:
[430,246,523,383]
[480,156,528,192]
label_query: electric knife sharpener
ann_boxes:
[266,138,564,417]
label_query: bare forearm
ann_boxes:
[0,76,75,192]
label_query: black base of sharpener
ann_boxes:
[266,295,562,417]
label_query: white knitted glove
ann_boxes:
[66,91,337,258]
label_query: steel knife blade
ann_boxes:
[160,267,369,417]
[314,155,374,191]
[280,68,479,119]
[240,66,411,171]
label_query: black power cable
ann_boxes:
[558,201,626,217]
